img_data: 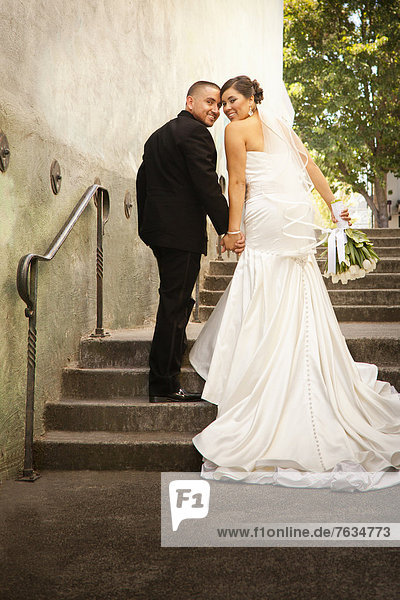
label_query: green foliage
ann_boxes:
[284,0,400,219]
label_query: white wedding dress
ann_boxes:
[189,111,400,492]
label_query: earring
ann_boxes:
[248,105,253,117]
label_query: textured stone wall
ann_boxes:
[0,0,283,480]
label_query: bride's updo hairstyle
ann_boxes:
[220,76,264,104]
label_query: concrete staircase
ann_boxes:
[34,229,400,472]
[34,327,210,471]
[199,229,400,322]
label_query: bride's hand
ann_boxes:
[222,232,243,252]
[330,205,352,226]
[233,232,245,255]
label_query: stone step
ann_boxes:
[346,336,400,366]
[200,289,400,308]
[47,334,400,433]
[375,245,400,257]
[199,289,221,306]
[62,365,204,399]
[77,325,398,369]
[204,272,400,291]
[44,398,216,432]
[35,367,400,470]
[324,273,400,289]
[37,319,399,471]
[330,290,400,305]
[359,228,400,237]
[209,260,238,275]
[378,367,400,390]
[80,335,152,369]
[44,359,400,438]
[317,246,400,257]
[209,257,400,276]
[199,304,400,322]
[330,305,400,321]
[33,431,202,471]
[203,274,233,290]
[360,237,400,247]
[80,334,194,369]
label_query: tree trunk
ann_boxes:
[374,175,389,228]
[357,188,379,223]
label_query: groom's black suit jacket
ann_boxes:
[136,110,228,255]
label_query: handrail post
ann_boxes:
[216,235,224,261]
[18,259,40,481]
[193,275,201,323]
[92,188,107,337]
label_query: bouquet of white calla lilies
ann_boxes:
[321,200,380,285]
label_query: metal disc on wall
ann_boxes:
[124,191,133,219]
[0,131,10,173]
[50,160,62,194]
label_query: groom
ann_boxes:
[136,81,244,403]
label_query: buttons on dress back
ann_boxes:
[302,268,326,471]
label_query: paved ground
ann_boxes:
[2,323,399,599]
[1,470,399,600]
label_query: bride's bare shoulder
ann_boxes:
[225,119,248,131]
[225,120,248,141]
[225,120,241,132]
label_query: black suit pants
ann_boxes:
[149,246,201,395]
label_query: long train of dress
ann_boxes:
[189,151,400,492]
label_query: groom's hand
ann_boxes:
[221,232,245,254]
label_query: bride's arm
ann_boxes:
[223,123,247,251]
[291,131,351,224]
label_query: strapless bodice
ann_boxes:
[245,151,300,197]
[243,151,316,255]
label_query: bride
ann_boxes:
[189,75,400,492]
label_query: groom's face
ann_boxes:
[186,86,221,127]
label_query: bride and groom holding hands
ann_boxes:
[136,76,400,491]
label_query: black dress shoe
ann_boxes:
[149,388,202,403]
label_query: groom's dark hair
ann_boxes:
[187,81,220,98]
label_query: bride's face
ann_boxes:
[221,87,254,121]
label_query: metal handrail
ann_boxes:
[16,184,110,482]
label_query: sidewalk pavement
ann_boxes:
[1,470,399,600]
